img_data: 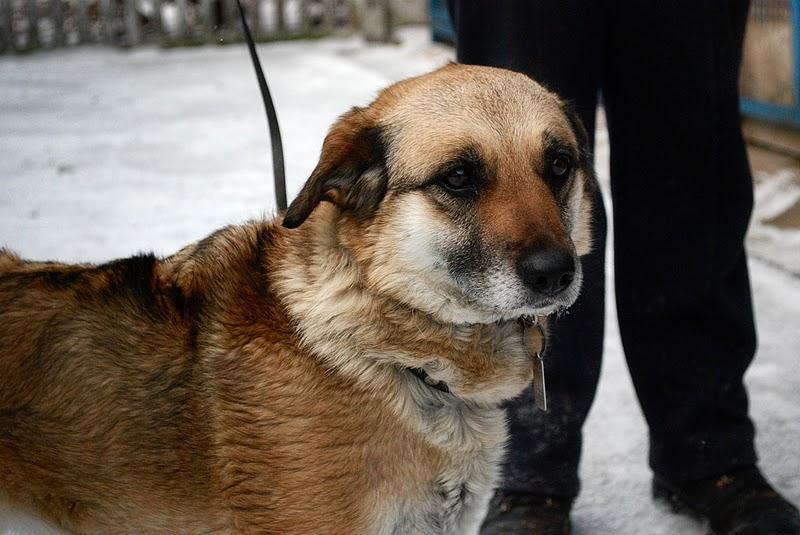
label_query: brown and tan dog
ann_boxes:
[0,64,595,534]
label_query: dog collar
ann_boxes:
[408,367,451,394]
[406,316,547,398]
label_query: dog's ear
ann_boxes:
[282,107,387,229]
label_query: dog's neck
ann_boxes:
[272,205,536,406]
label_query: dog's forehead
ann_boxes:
[373,65,575,180]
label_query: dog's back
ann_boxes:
[0,226,442,534]
[0,247,221,531]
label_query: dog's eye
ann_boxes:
[550,155,572,177]
[439,167,476,196]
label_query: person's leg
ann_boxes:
[605,6,799,530]
[447,0,607,499]
[603,0,757,485]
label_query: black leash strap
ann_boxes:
[235,0,287,211]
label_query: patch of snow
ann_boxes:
[749,169,800,274]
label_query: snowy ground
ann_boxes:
[1,26,798,534]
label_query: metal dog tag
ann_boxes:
[522,316,548,412]
[532,352,548,412]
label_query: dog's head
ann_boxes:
[283,64,595,325]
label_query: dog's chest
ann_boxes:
[376,399,507,535]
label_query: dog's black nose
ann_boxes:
[517,246,575,297]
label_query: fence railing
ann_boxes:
[0,0,357,53]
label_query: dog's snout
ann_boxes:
[517,246,575,297]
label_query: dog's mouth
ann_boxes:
[479,300,565,322]
[440,292,568,325]
[446,270,582,324]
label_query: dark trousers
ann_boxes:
[447,0,758,497]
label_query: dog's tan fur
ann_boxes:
[0,64,595,534]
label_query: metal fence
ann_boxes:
[0,0,354,53]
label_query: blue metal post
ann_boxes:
[792,0,800,118]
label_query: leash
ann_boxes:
[230,8,451,398]
[231,14,550,410]
[235,0,287,211]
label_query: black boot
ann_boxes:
[653,465,800,534]
[479,490,572,535]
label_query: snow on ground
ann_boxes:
[1,26,798,534]
[749,168,800,275]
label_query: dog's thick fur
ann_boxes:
[0,64,595,534]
